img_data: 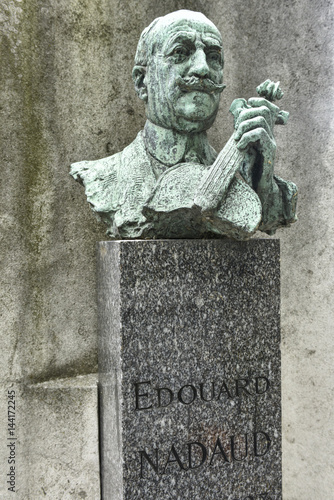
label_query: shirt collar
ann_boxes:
[143,120,216,167]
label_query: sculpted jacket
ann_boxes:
[70,127,297,240]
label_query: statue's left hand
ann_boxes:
[232,97,279,190]
[228,85,295,233]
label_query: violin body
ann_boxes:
[143,160,262,240]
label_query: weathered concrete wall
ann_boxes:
[1,0,333,498]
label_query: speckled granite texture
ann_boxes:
[98,240,281,500]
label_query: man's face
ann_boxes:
[144,16,224,134]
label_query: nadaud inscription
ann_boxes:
[139,431,272,479]
[134,375,270,410]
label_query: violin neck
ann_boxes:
[194,134,244,213]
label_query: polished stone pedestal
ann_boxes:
[98,240,281,500]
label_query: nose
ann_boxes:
[188,48,210,78]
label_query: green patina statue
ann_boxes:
[70,10,297,239]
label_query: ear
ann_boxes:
[132,66,148,102]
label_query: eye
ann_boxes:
[206,49,223,66]
[171,46,190,63]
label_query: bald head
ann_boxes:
[134,10,222,66]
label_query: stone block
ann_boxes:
[98,240,281,499]
[0,375,100,500]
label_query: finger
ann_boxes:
[237,128,276,153]
[235,106,272,130]
[247,97,279,114]
[235,116,272,141]
[229,98,250,127]
[276,109,289,125]
[257,80,284,101]
[256,79,271,98]
[265,81,276,101]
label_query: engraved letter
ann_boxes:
[255,376,270,394]
[178,384,197,405]
[157,387,174,408]
[135,381,153,410]
[187,441,207,469]
[217,381,233,400]
[254,431,271,457]
[230,434,248,461]
[236,378,251,396]
[209,437,230,465]
[140,449,159,478]
[163,445,186,473]
[200,382,215,402]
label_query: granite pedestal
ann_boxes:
[98,240,281,500]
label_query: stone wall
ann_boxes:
[1,0,333,498]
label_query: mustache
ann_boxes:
[176,76,226,94]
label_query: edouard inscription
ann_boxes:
[134,376,270,410]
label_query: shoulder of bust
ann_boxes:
[70,131,146,185]
[69,132,150,214]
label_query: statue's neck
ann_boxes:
[143,120,215,166]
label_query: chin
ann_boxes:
[174,94,219,130]
[173,116,216,134]
[174,109,218,133]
